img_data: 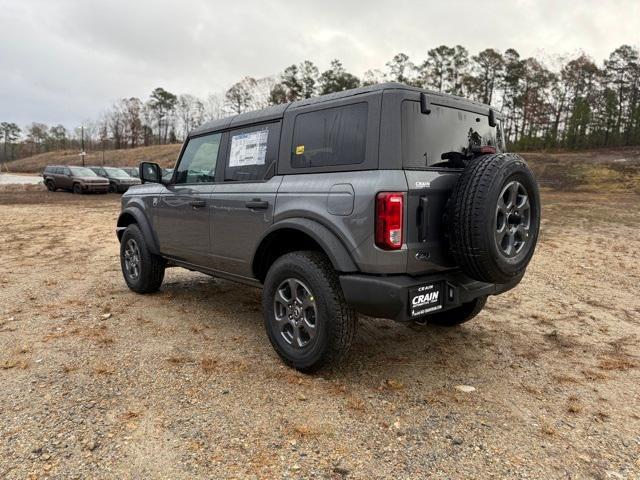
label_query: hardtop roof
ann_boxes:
[190,82,497,137]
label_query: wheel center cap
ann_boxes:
[293,306,302,318]
[508,212,522,226]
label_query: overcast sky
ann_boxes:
[1,0,638,128]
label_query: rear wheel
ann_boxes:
[262,251,357,372]
[45,180,56,191]
[120,224,165,293]
[415,296,487,327]
[72,183,82,194]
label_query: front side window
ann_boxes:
[291,103,368,168]
[175,133,221,184]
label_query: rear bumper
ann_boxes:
[339,270,523,322]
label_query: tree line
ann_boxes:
[1,44,639,163]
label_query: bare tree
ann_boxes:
[225,77,257,114]
[204,93,225,121]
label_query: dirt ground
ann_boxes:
[0,187,639,479]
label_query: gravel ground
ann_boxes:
[0,188,639,479]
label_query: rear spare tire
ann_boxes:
[447,153,540,284]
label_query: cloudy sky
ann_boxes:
[1,0,638,128]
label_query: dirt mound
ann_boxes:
[4,144,182,173]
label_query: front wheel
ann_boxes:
[72,183,82,194]
[108,183,117,193]
[120,224,166,293]
[262,251,357,372]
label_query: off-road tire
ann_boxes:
[120,224,165,294]
[108,183,117,193]
[45,180,56,191]
[420,296,487,327]
[72,183,82,194]
[262,251,357,372]
[447,153,540,284]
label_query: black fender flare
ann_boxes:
[116,207,160,255]
[253,218,358,274]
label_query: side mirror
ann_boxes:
[140,162,162,184]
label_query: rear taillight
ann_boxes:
[375,192,404,250]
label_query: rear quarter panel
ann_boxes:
[276,170,409,274]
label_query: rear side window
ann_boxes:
[291,103,367,168]
[175,133,221,184]
[224,122,280,181]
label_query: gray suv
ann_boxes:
[116,83,540,371]
[43,165,110,193]
[87,166,141,192]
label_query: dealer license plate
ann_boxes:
[409,282,443,317]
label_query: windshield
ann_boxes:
[70,167,98,177]
[104,167,130,178]
[402,101,504,168]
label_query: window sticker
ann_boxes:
[229,129,269,167]
[295,145,305,155]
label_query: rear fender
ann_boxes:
[253,218,357,275]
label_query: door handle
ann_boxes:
[189,199,206,209]
[245,199,268,210]
[418,196,429,242]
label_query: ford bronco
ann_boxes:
[116,83,540,371]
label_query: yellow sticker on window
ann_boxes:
[295,145,305,155]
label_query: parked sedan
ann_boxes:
[87,166,141,193]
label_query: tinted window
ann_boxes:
[291,103,367,168]
[63,168,71,175]
[175,133,221,184]
[53,167,61,174]
[225,123,280,181]
[402,101,504,168]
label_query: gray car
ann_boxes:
[116,83,540,371]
